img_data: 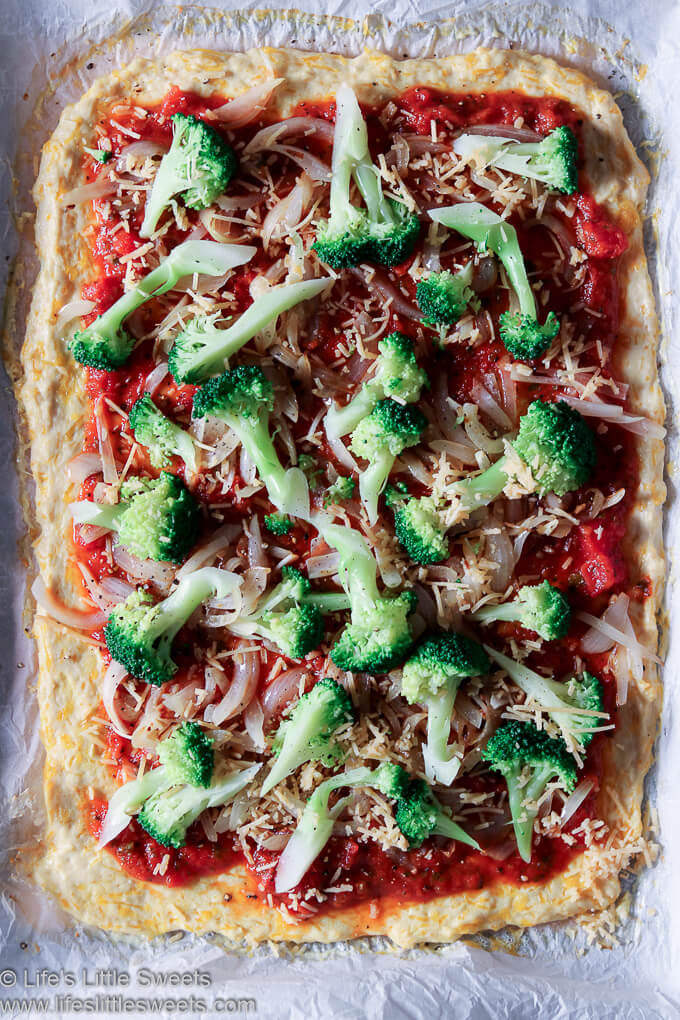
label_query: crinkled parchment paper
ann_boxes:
[1,1,679,1016]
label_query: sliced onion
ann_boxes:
[55,298,95,332]
[306,551,341,579]
[94,399,118,485]
[471,255,497,294]
[262,174,314,250]
[216,193,266,212]
[526,213,573,257]
[324,426,360,472]
[112,544,175,588]
[244,698,266,750]
[349,267,420,321]
[143,362,169,395]
[243,117,335,156]
[117,140,164,161]
[102,659,133,737]
[67,452,102,486]
[246,517,268,569]
[580,593,630,653]
[455,692,484,729]
[61,178,115,205]
[472,382,513,430]
[462,403,504,455]
[497,357,518,424]
[31,576,106,630]
[560,778,595,825]
[78,563,132,610]
[464,124,542,142]
[204,647,259,724]
[272,144,331,183]
[212,78,285,128]
[176,524,241,578]
[262,665,308,722]
[577,602,661,662]
[422,223,444,272]
[485,528,514,592]
[560,396,666,440]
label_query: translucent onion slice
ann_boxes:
[61,178,116,205]
[102,659,133,737]
[212,78,285,127]
[262,665,308,722]
[559,778,595,825]
[55,298,96,332]
[204,647,260,725]
[31,576,106,630]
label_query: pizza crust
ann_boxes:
[18,46,664,947]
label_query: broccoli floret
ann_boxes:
[298,453,324,491]
[453,399,596,512]
[274,762,409,892]
[140,113,237,238]
[98,729,259,849]
[228,565,324,659]
[168,278,330,384]
[323,475,356,507]
[325,332,427,441]
[313,517,416,672]
[472,581,570,640]
[158,721,214,788]
[391,491,449,565]
[84,145,112,163]
[454,126,578,195]
[128,394,197,472]
[71,472,199,563]
[401,633,490,785]
[264,513,293,536]
[261,677,354,795]
[485,645,606,749]
[192,365,310,519]
[431,202,560,360]
[105,567,240,685]
[349,399,427,525]
[69,240,255,370]
[394,777,481,850]
[138,763,260,849]
[481,720,577,862]
[416,264,475,326]
[312,85,420,268]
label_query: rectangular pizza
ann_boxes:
[20,46,664,946]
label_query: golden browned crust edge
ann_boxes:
[19,45,664,948]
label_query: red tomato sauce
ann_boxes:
[75,85,643,910]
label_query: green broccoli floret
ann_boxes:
[128,394,197,472]
[349,399,427,525]
[264,513,294,536]
[227,565,324,659]
[325,332,427,440]
[391,491,449,565]
[454,126,578,195]
[97,727,259,849]
[298,453,324,491]
[394,777,481,850]
[261,677,355,795]
[472,581,571,640]
[158,721,214,788]
[84,145,112,163]
[481,720,577,862]
[312,85,420,268]
[192,365,310,520]
[416,264,475,326]
[314,517,416,672]
[69,240,255,370]
[484,646,606,750]
[452,399,596,512]
[431,202,560,360]
[138,763,260,849]
[274,762,409,892]
[71,472,199,563]
[401,633,490,785]
[323,475,356,507]
[104,566,240,685]
[140,113,237,238]
[168,278,330,384]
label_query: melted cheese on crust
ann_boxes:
[18,46,665,947]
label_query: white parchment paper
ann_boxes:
[1,1,679,1016]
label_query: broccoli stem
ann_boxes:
[325,387,377,442]
[455,456,509,510]
[504,762,556,862]
[71,502,122,530]
[314,517,381,606]
[147,567,239,648]
[274,766,375,893]
[327,85,369,234]
[358,450,395,526]
[423,686,462,786]
[227,413,310,519]
[305,591,352,613]
[98,767,171,847]
[430,810,481,848]
[485,645,576,728]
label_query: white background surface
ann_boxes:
[1,1,679,1016]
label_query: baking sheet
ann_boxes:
[1,0,679,1016]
